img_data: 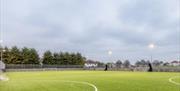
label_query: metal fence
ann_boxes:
[4,64,180,72]
[5,64,84,72]
[153,66,180,72]
[132,66,180,72]
[6,64,83,69]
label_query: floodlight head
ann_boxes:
[2,50,5,52]
[108,50,112,55]
[148,43,155,49]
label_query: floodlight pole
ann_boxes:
[0,0,5,62]
[149,44,155,63]
[108,51,112,68]
[1,50,2,61]
[0,0,2,62]
[150,51,153,64]
[108,51,112,61]
[0,41,2,61]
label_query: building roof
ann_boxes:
[85,60,98,64]
[171,61,180,64]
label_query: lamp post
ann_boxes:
[108,50,112,62]
[148,43,155,72]
[0,40,3,61]
[0,40,5,62]
[108,50,112,56]
[148,43,155,63]
[108,50,112,67]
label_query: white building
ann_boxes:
[84,63,98,68]
[84,60,98,68]
[170,61,180,66]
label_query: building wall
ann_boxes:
[84,63,98,67]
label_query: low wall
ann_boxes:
[6,68,84,72]
[4,64,180,72]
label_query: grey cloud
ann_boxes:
[2,0,180,63]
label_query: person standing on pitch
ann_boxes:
[104,64,108,71]
[148,62,153,72]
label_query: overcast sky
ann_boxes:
[1,0,180,63]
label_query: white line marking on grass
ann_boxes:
[62,81,98,91]
[169,76,180,86]
[6,79,98,91]
[0,75,9,81]
[24,79,98,91]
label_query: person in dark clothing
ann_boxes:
[148,63,153,72]
[104,64,108,71]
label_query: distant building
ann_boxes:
[84,60,98,68]
[170,61,180,66]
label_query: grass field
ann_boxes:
[0,71,179,91]
[174,78,180,83]
[171,76,180,83]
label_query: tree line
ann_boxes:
[42,51,85,65]
[115,59,170,68]
[115,60,131,68]
[135,60,166,66]
[0,46,174,67]
[0,46,85,65]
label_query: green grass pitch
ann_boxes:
[0,71,179,91]
[171,76,180,83]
